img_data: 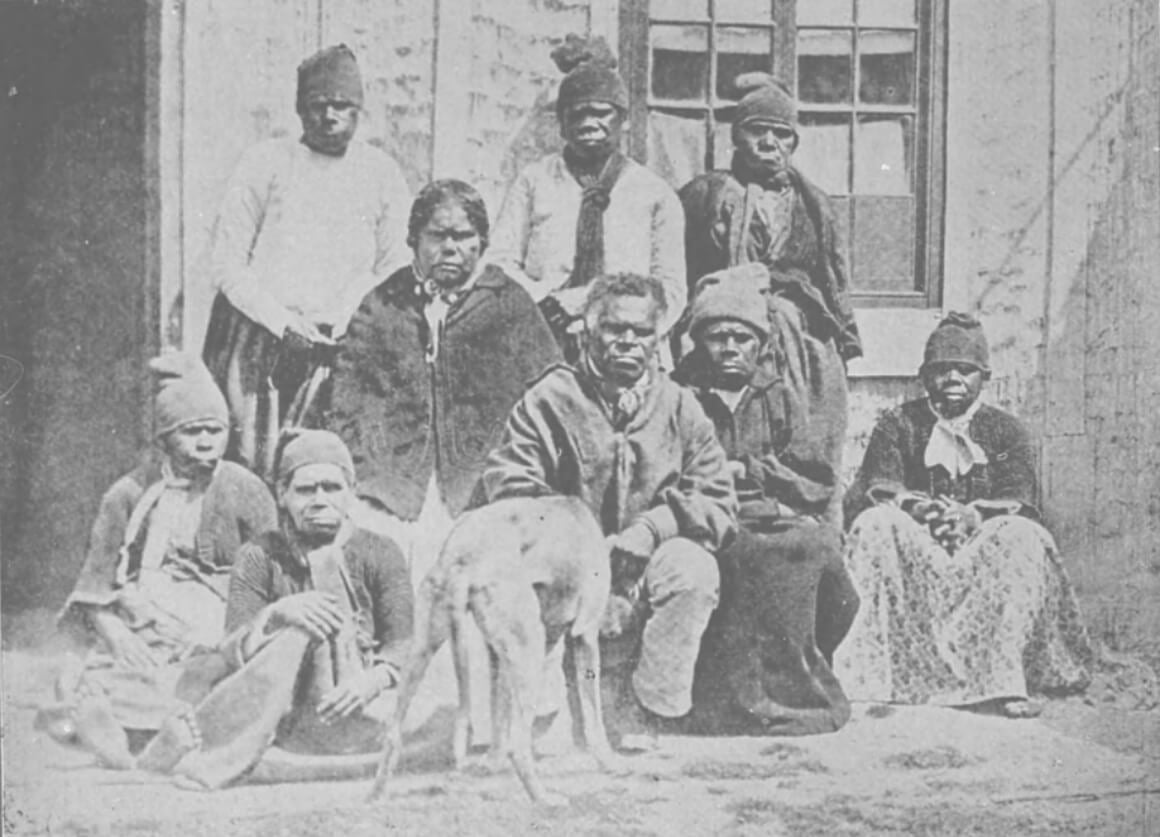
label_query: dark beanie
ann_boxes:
[278,429,355,484]
[551,34,628,117]
[688,264,770,340]
[921,312,990,373]
[150,353,229,439]
[732,73,797,133]
[297,44,364,109]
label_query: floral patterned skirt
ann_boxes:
[833,505,1093,705]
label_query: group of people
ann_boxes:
[37,38,1094,788]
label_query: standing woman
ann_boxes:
[316,179,562,580]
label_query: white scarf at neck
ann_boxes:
[923,398,988,479]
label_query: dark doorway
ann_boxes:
[1,0,157,626]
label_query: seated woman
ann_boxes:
[137,430,413,787]
[316,178,561,583]
[836,313,1093,717]
[38,354,277,766]
[674,269,860,735]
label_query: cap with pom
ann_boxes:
[921,312,991,373]
[150,353,230,439]
[688,264,771,340]
[732,73,798,134]
[552,34,628,116]
[277,429,355,484]
[297,43,364,109]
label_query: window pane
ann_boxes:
[717,27,773,100]
[716,0,772,23]
[858,0,916,27]
[797,29,853,104]
[648,109,709,188]
[650,25,709,101]
[854,114,913,194]
[858,30,915,106]
[650,0,708,20]
[851,195,916,292]
[797,113,850,194]
[796,0,853,25]
[713,118,735,170]
[831,195,853,281]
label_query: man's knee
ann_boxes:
[646,538,720,606]
[850,503,916,537]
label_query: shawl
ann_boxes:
[680,164,862,361]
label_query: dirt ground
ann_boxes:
[2,640,1158,837]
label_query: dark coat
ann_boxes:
[481,364,737,550]
[843,397,1040,527]
[320,264,562,520]
[63,459,277,626]
[677,360,857,736]
[679,165,862,362]
[224,527,413,675]
[677,357,836,522]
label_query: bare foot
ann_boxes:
[998,698,1044,719]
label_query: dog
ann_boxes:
[368,495,620,807]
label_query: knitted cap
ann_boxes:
[297,44,363,109]
[688,264,770,340]
[921,312,990,373]
[277,429,355,484]
[552,34,628,117]
[149,353,229,438]
[733,73,798,132]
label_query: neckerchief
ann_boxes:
[564,147,629,289]
[116,460,213,586]
[582,352,654,429]
[924,397,989,480]
[413,261,484,362]
[580,354,655,534]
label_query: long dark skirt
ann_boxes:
[203,294,304,482]
[690,519,859,736]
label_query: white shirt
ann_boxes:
[488,153,687,335]
[210,137,412,337]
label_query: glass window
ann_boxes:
[625,0,945,305]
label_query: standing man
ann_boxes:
[679,75,861,512]
[482,273,736,743]
[204,44,412,479]
[488,35,686,360]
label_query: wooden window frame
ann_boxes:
[619,0,947,309]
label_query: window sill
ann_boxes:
[846,307,945,379]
